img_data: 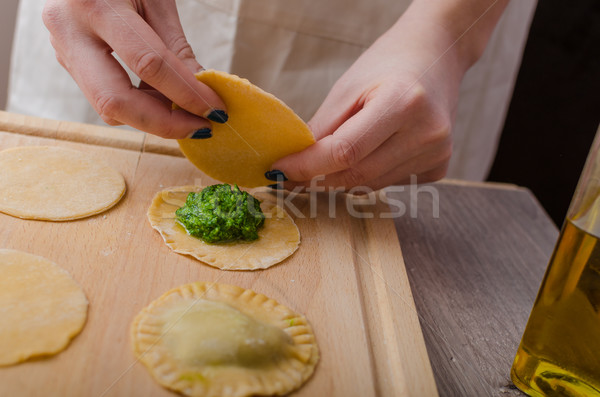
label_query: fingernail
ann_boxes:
[267,183,283,190]
[205,109,228,124]
[189,128,212,139]
[264,170,288,182]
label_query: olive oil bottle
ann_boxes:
[512,124,600,396]
[511,209,600,396]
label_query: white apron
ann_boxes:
[7,0,537,181]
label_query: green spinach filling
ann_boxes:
[175,184,265,243]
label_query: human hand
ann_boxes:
[270,0,508,191]
[43,0,227,138]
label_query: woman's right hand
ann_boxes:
[43,0,227,139]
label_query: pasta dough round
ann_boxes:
[131,282,319,397]
[0,146,126,220]
[147,186,300,270]
[177,70,315,188]
[0,249,88,366]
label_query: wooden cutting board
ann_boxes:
[0,111,438,397]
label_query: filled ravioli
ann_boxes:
[147,185,300,270]
[131,282,319,397]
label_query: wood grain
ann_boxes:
[0,113,436,397]
[390,183,558,396]
[0,111,184,157]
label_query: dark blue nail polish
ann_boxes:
[267,183,283,190]
[206,109,229,123]
[265,170,288,182]
[190,128,212,139]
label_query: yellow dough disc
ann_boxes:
[177,70,315,187]
[147,186,300,270]
[0,146,126,221]
[131,282,319,397]
[0,249,88,366]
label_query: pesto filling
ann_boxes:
[175,184,265,243]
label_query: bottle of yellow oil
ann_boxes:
[511,206,600,396]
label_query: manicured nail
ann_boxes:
[189,128,212,139]
[205,109,229,123]
[265,170,288,182]
[267,183,283,190]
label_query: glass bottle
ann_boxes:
[511,126,600,396]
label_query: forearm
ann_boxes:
[273,0,512,189]
[390,0,510,73]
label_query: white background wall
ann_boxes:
[1,0,20,110]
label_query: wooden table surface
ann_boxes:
[390,181,559,396]
[0,112,560,397]
[0,112,438,397]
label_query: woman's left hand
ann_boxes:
[271,0,508,191]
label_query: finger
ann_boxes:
[329,126,451,187]
[307,77,364,141]
[282,154,448,192]
[141,0,202,73]
[68,38,211,138]
[91,5,226,119]
[369,162,449,189]
[273,97,399,182]
[138,87,174,106]
[282,134,451,190]
[344,140,450,189]
[137,81,178,108]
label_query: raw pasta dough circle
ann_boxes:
[177,70,315,188]
[131,282,319,397]
[0,146,126,220]
[147,186,300,270]
[0,249,88,366]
